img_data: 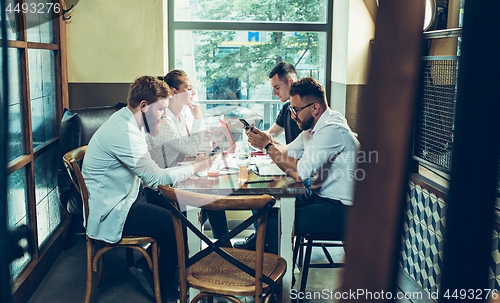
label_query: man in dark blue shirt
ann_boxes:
[267,62,302,144]
[234,62,302,250]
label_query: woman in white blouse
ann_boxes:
[147,70,205,168]
[147,70,230,245]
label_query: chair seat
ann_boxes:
[116,236,156,245]
[187,248,287,296]
[300,233,343,241]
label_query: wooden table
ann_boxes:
[176,170,306,303]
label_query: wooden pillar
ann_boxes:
[341,1,425,301]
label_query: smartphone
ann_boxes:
[208,146,220,156]
[239,118,258,134]
[239,118,251,129]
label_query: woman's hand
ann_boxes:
[188,103,203,120]
[191,153,216,173]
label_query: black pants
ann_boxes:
[122,187,177,283]
[201,210,229,239]
[265,189,350,255]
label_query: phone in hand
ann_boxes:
[239,118,258,134]
[239,118,251,129]
[208,146,220,156]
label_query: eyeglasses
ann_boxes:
[289,102,316,116]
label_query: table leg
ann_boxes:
[186,206,201,301]
[278,197,295,303]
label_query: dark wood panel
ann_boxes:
[345,84,366,133]
[68,83,131,109]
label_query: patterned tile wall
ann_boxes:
[401,181,500,300]
[401,181,446,297]
[490,229,500,289]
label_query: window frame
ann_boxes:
[2,0,68,299]
[166,0,334,100]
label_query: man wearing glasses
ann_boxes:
[246,77,360,254]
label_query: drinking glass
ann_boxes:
[235,142,251,181]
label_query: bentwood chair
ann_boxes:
[63,146,162,303]
[292,233,345,303]
[158,185,286,303]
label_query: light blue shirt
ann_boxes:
[82,107,194,243]
[287,108,360,205]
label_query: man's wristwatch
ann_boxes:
[264,142,274,153]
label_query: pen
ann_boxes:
[245,180,273,184]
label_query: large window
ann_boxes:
[1,0,65,286]
[168,0,333,142]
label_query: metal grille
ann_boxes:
[415,56,459,172]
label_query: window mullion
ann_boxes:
[19,0,40,260]
[171,21,331,32]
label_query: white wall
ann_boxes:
[347,0,375,85]
[66,0,164,83]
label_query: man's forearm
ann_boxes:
[267,123,284,137]
[266,145,301,182]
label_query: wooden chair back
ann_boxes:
[158,184,282,303]
[63,145,89,223]
[63,146,162,303]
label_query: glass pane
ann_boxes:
[30,49,58,147]
[31,97,45,149]
[174,0,327,23]
[35,145,60,247]
[176,30,326,99]
[8,169,31,281]
[10,219,31,281]
[5,48,23,106]
[36,195,50,247]
[42,50,56,96]
[7,168,28,228]
[1,48,24,161]
[8,103,23,161]
[34,146,50,204]
[1,0,21,40]
[48,188,61,233]
[26,0,55,43]
[44,95,57,142]
[175,30,326,136]
[28,49,43,100]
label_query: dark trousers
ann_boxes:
[265,189,350,255]
[251,179,312,229]
[201,210,229,239]
[122,187,177,283]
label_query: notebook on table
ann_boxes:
[251,162,287,177]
